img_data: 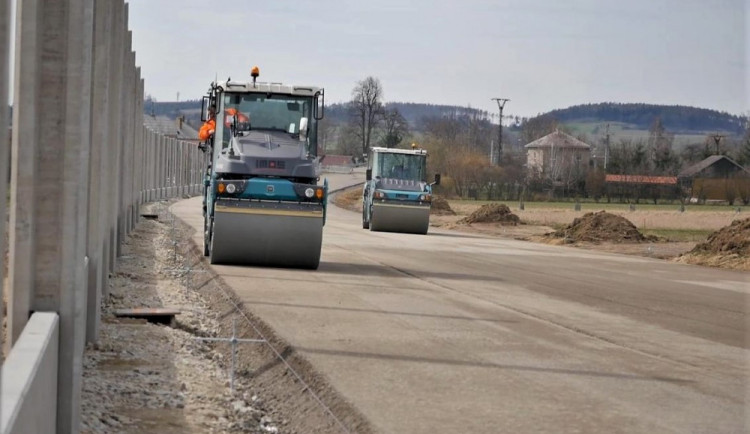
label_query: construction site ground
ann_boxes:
[169,174,749,433]
[80,200,360,434]
[7,171,749,433]
[335,187,747,268]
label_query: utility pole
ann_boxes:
[604,123,610,170]
[491,98,510,166]
[711,133,725,154]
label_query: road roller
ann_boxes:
[362,146,440,234]
[200,67,327,269]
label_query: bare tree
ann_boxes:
[317,117,335,155]
[648,117,677,174]
[350,76,384,155]
[521,114,558,144]
[380,108,409,148]
[334,124,362,157]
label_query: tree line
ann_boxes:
[543,102,745,135]
[143,82,750,203]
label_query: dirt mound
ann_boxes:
[686,217,750,259]
[549,210,654,243]
[333,186,363,213]
[459,203,520,225]
[430,196,455,215]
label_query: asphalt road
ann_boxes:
[172,172,749,434]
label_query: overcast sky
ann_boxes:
[6,0,748,118]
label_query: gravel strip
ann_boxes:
[81,201,279,434]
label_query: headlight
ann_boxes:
[419,194,431,201]
[374,190,385,199]
[305,187,315,198]
[226,183,237,194]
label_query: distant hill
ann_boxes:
[540,103,745,136]
[144,99,747,144]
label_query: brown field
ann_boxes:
[333,187,748,271]
[448,202,741,232]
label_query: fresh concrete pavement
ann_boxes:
[172,171,749,434]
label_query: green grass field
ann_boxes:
[640,228,714,242]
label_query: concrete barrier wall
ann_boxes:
[1,313,60,434]
[1,0,207,432]
[1,0,12,376]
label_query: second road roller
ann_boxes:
[362,145,441,234]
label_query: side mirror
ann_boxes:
[299,117,308,141]
[366,169,372,181]
[200,96,211,122]
[432,174,441,186]
[314,90,325,120]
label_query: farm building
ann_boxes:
[678,155,750,203]
[604,174,679,203]
[525,130,591,188]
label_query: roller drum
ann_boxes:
[370,202,430,234]
[210,200,323,269]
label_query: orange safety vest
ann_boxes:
[199,119,216,141]
[223,108,250,128]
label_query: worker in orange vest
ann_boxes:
[199,107,250,150]
[223,107,250,128]
[199,107,216,142]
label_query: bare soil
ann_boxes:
[330,192,746,270]
[510,207,739,232]
[547,210,657,244]
[429,201,748,270]
[458,203,520,225]
[332,187,362,213]
[332,187,455,217]
[430,196,455,216]
[676,217,750,271]
[81,202,281,433]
